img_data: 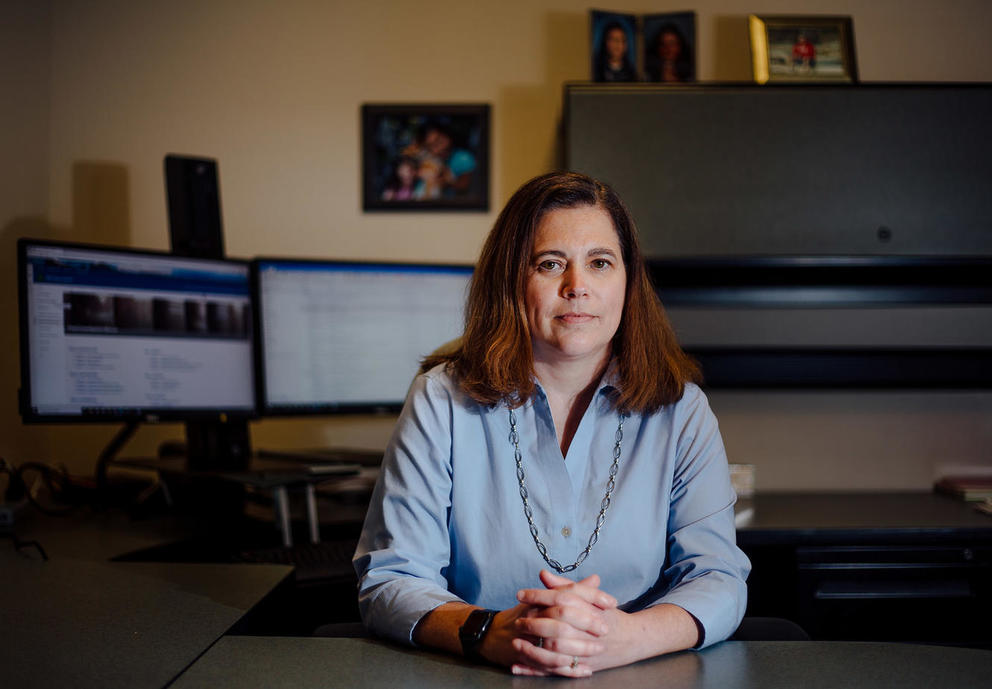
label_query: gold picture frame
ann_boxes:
[749,15,857,84]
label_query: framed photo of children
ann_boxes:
[749,15,858,84]
[362,104,490,211]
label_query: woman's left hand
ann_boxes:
[513,570,700,675]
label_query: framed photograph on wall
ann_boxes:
[590,9,638,82]
[362,104,490,211]
[749,15,858,84]
[643,11,696,83]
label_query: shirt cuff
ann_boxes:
[360,580,465,646]
[649,572,747,649]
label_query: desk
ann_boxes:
[736,492,992,543]
[1,511,292,689]
[5,497,992,689]
[736,493,992,646]
[169,637,992,689]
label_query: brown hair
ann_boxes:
[422,171,700,413]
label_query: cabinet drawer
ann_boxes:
[795,545,991,645]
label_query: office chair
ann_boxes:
[313,622,369,637]
[729,616,810,641]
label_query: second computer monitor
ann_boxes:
[253,259,473,414]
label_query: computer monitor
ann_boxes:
[18,239,255,423]
[253,259,473,415]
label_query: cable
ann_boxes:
[14,461,83,516]
[0,531,48,560]
[1,457,21,501]
[1,458,49,560]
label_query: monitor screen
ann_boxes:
[254,259,472,414]
[18,239,256,422]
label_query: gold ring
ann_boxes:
[570,656,579,670]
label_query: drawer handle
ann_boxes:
[814,580,972,600]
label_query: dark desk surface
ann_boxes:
[736,491,992,544]
[6,493,991,688]
[1,511,292,689]
[170,637,992,689]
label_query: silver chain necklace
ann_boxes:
[508,408,625,573]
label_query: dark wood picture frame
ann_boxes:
[642,11,697,83]
[362,103,490,212]
[589,9,639,82]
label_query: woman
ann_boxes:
[646,23,693,83]
[355,172,749,676]
[593,22,637,82]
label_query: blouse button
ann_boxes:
[561,526,571,537]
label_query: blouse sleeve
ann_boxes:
[646,385,751,648]
[353,372,464,644]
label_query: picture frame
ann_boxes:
[590,9,638,82]
[362,103,490,212]
[748,15,858,84]
[642,11,696,83]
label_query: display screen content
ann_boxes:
[255,260,472,413]
[19,241,255,420]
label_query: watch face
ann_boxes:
[461,610,488,637]
[460,609,496,651]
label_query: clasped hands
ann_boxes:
[481,569,628,677]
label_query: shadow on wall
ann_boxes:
[711,15,752,82]
[497,11,586,202]
[0,161,144,473]
[72,161,132,241]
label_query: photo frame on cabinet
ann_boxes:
[643,12,696,83]
[749,15,858,84]
[362,103,490,211]
[590,9,638,82]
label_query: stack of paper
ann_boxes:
[934,476,992,502]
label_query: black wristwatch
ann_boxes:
[458,608,498,662]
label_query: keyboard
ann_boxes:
[234,539,358,583]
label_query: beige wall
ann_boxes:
[2,1,55,467]
[3,0,991,490]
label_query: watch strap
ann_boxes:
[458,608,498,662]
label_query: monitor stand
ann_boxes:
[95,420,141,499]
[184,419,251,472]
[95,419,252,525]
[182,419,252,529]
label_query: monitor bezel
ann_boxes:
[18,237,258,424]
[251,256,473,417]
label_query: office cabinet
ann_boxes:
[738,493,992,648]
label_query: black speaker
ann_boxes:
[164,154,225,259]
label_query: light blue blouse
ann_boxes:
[354,363,750,649]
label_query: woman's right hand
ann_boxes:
[475,601,605,677]
[413,575,614,677]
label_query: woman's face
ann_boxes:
[525,205,626,370]
[659,31,681,61]
[605,27,627,61]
